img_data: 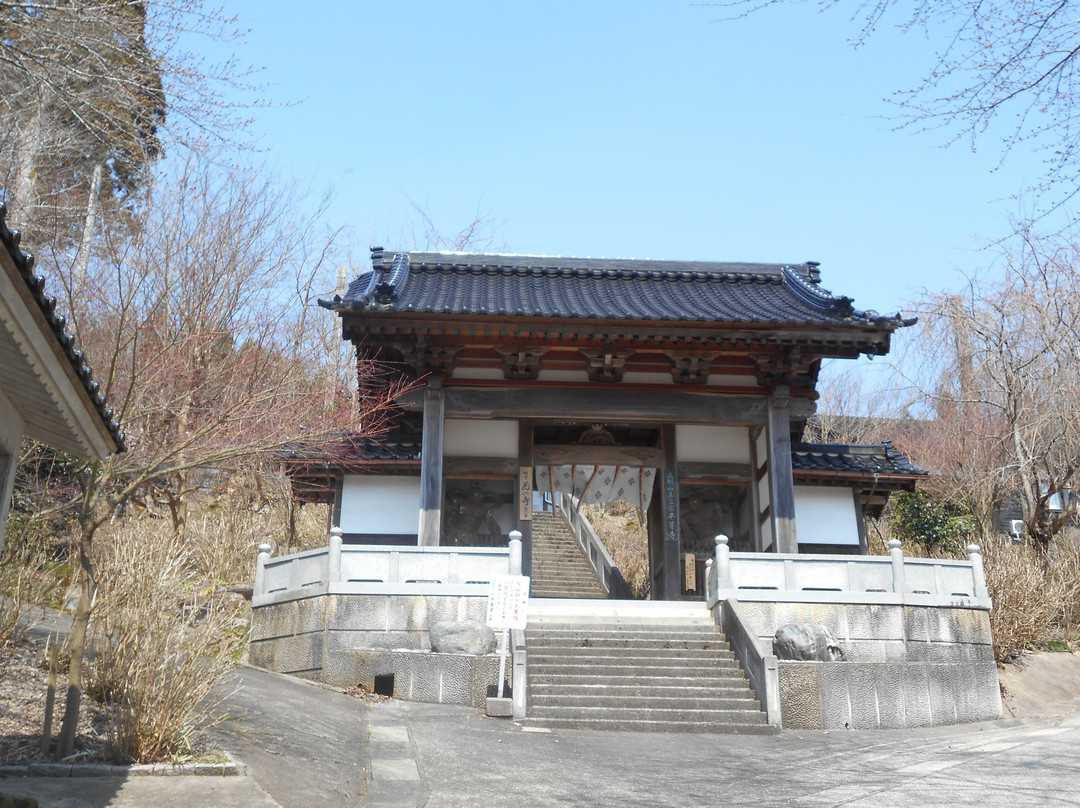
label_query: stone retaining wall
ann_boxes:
[734,600,1000,729]
[250,593,504,707]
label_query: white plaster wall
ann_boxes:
[0,390,25,552]
[443,419,518,458]
[621,372,673,385]
[675,425,751,463]
[340,475,421,535]
[794,486,860,546]
[537,369,589,383]
[449,368,504,381]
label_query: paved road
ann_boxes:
[365,699,1080,808]
[3,666,1079,807]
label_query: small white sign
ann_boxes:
[487,575,530,629]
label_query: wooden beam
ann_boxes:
[677,462,752,482]
[443,456,518,479]
[417,379,444,546]
[430,386,815,424]
[533,444,664,467]
[766,385,798,554]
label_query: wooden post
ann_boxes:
[660,424,681,599]
[418,378,445,546]
[766,385,798,554]
[853,490,869,555]
[748,426,764,552]
[517,421,534,577]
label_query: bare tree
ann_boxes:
[713,0,1080,218]
[36,156,407,758]
[909,230,1080,549]
[0,0,257,238]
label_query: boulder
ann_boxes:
[430,621,496,655]
[772,623,845,661]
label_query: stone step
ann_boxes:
[528,646,734,661]
[529,693,758,711]
[528,661,744,678]
[519,716,777,735]
[528,682,755,699]
[527,629,725,642]
[526,705,768,724]
[528,672,749,690]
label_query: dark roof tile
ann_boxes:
[1,206,125,452]
[791,441,926,478]
[321,250,916,332]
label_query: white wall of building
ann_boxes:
[340,475,422,536]
[675,424,751,463]
[443,419,519,458]
[794,486,860,546]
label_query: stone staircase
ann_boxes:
[523,603,773,734]
[530,510,606,599]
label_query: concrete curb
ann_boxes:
[0,753,246,778]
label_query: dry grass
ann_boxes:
[89,517,245,763]
[982,530,1080,662]
[1,472,333,764]
[581,501,650,598]
[186,474,330,588]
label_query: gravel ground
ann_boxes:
[0,640,108,765]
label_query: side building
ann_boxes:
[0,207,124,553]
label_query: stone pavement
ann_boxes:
[3,664,1080,807]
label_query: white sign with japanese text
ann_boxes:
[486,575,530,629]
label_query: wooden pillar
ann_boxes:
[766,385,798,554]
[747,426,764,552]
[517,421,534,577]
[659,424,682,599]
[853,490,869,555]
[418,378,445,546]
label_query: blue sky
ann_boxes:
[219,0,1066,322]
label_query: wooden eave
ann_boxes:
[339,311,895,357]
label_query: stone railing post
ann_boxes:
[509,530,523,576]
[968,542,988,598]
[889,538,907,594]
[705,558,713,602]
[254,542,273,597]
[714,534,732,591]
[328,526,343,584]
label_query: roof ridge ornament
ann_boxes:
[372,252,410,306]
[781,265,854,316]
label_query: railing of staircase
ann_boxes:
[555,492,633,599]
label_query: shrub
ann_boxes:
[887,490,975,554]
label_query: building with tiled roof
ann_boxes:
[0,206,123,552]
[313,249,922,598]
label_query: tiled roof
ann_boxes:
[281,434,422,466]
[791,441,926,479]
[321,249,916,331]
[1,206,125,452]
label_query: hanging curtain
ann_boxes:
[534,465,656,514]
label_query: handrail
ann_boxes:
[555,492,632,599]
[717,597,781,728]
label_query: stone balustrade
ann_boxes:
[253,527,518,606]
[706,537,991,610]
